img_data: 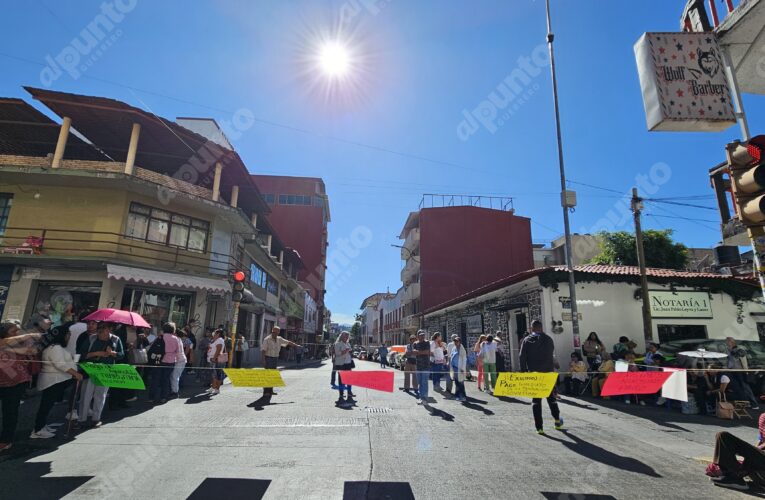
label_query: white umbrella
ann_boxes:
[678,350,727,359]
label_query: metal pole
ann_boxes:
[228,301,241,368]
[546,0,581,350]
[632,188,653,344]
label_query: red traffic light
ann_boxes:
[233,271,246,282]
[748,135,765,163]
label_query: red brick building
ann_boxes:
[398,203,533,333]
[251,175,330,334]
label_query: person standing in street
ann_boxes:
[519,320,563,435]
[378,343,388,369]
[449,337,467,401]
[413,330,431,405]
[260,326,301,401]
[77,321,123,428]
[474,335,486,391]
[481,335,498,394]
[446,335,458,394]
[403,335,419,395]
[206,329,226,395]
[334,331,354,405]
[32,324,82,439]
[0,321,32,452]
[430,333,447,391]
[167,324,186,398]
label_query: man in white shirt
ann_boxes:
[260,326,301,399]
[446,335,458,394]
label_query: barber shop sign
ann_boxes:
[634,32,736,132]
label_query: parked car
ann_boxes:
[387,351,400,368]
[358,350,367,360]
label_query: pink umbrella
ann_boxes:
[83,308,151,328]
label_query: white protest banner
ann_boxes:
[661,367,688,402]
[615,361,629,373]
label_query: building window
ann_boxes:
[266,273,279,296]
[657,324,708,344]
[125,202,209,253]
[263,194,275,205]
[278,194,313,206]
[251,263,267,289]
[122,287,192,334]
[0,194,12,236]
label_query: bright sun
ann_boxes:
[318,41,351,77]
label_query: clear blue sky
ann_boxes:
[1,1,763,325]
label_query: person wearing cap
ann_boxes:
[32,323,83,439]
[260,326,301,400]
[413,330,431,405]
[403,335,419,394]
[519,320,563,435]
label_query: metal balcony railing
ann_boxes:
[0,226,246,278]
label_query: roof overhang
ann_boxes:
[716,0,765,94]
[107,264,231,294]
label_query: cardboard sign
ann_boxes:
[80,363,145,390]
[493,372,559,398]
[615,361,629,373]
[223,368,285,388]
[600,371,672,397]
[337,370,394,393]
[661,367,688,402]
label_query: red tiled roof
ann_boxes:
[423,264,754,315]
[559,264,733,280]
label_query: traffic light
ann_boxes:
[232,270,246,302]
[727,136,765,225]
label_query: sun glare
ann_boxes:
[318,41,351,77]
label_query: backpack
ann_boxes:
[147,336,166,366]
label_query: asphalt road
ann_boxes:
[0,361,758,500]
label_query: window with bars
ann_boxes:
[125,202,209,253]
[0,194,12,236]
[277,194,313,206]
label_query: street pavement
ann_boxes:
[0,361,759,500]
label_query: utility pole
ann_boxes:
[545,0,581,350]
[631,187,653,344]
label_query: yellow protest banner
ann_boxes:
[223,368,285,388]
[493,372,559,398]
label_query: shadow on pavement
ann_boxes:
[343,481,415,500]
[543,430,661,478]
[184,393,213,405]
[425,404,455,422]
[0,456,92,499]
[461,400,495,416]
[495,396,532,406]
[557,398,598,411]
[541,492,615,500]
[247,397,295,411]
[187,478,271,500]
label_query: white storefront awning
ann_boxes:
[107,264,231,294]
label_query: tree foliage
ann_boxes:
[350,321,361,344]
[589,230,689,270]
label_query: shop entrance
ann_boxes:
[121,287,193,333]
[31,281,102,327]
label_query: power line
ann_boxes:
[643,199,717,211]
[644,213,720,224]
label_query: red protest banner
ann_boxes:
[338,370,394,393]
[600,371,672,397]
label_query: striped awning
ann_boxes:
[107,264,230,294]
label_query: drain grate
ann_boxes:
[364,407,393,414]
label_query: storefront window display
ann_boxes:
[121,287,192,334]
[32,282,102,327]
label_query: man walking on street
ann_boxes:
[519,320,563,435]
[403,335,419,395]
[481,335,498,394]
[378,343,388,369]
[260,326,301,401]
[413,330,431,405]
[446,335,458,394]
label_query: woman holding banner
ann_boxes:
[77,321,123,428]
[334,331,354,405]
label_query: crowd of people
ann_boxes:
[0,309,290,452]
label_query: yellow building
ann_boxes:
[0,91,306,348]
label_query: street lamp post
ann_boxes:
[545,0,581,350]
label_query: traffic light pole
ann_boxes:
[546,0,581,350]
[721,44,765,301]
[228,301,241,368]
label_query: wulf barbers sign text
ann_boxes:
[634,32,735,132]
[648,290,712,318]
